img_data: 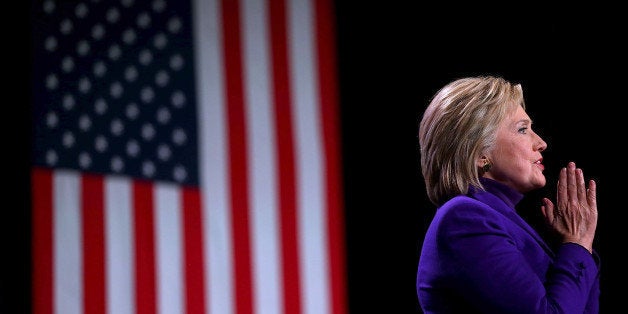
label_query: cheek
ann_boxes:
[492,144,529,171]
[512,159,532,172]
[495,141,527,159]
[491,144,517,162]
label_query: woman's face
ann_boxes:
[483,106,548,193]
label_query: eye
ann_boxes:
[518,127,528,134]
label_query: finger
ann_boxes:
[576,167,587,202]
[540,202,547,217]
[541,197,554,222]
[587,179,597,210]
[557,166,568,203]
[567,162,578,203]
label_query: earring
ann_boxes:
[482,160,492,172]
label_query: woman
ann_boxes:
[416,76,600,313]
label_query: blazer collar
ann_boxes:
[469,178,554,255]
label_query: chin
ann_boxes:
[522,178,546,193]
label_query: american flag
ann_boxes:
[30,0,347,313]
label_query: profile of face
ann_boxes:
[481,106,548,193]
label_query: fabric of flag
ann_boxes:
[31,0,347,313]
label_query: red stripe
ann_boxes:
[221,0,253,313]
[182,188,207,314]
[82,174,106,314]
[314,0,348,313]
[133,181,156,314]
[32,168,53,314]
[268,0,302,312]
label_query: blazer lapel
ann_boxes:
[472,190,555,257]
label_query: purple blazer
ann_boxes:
[416,178,600,313]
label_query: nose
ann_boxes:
[535,132,547,152]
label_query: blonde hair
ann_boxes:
[418,76,525,206]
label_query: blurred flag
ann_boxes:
[30,0,346,313]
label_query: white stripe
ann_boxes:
[155,183,184,314]
[105,177,134,314]
[243,0,283,313]
[54,171,83,314]
[288,0,330,313]
[193,0,234,313]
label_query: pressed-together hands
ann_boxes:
[541,162,598,253]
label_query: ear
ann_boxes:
[476,156,490,168]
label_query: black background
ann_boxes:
[335,2,624,313]
[5,1,625,313]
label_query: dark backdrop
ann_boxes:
[5,2,625,313]
[335,2,625,313]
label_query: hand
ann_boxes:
[540,162,598,253]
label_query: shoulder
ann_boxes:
[437,195,497,219]
[431,195,511,234]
